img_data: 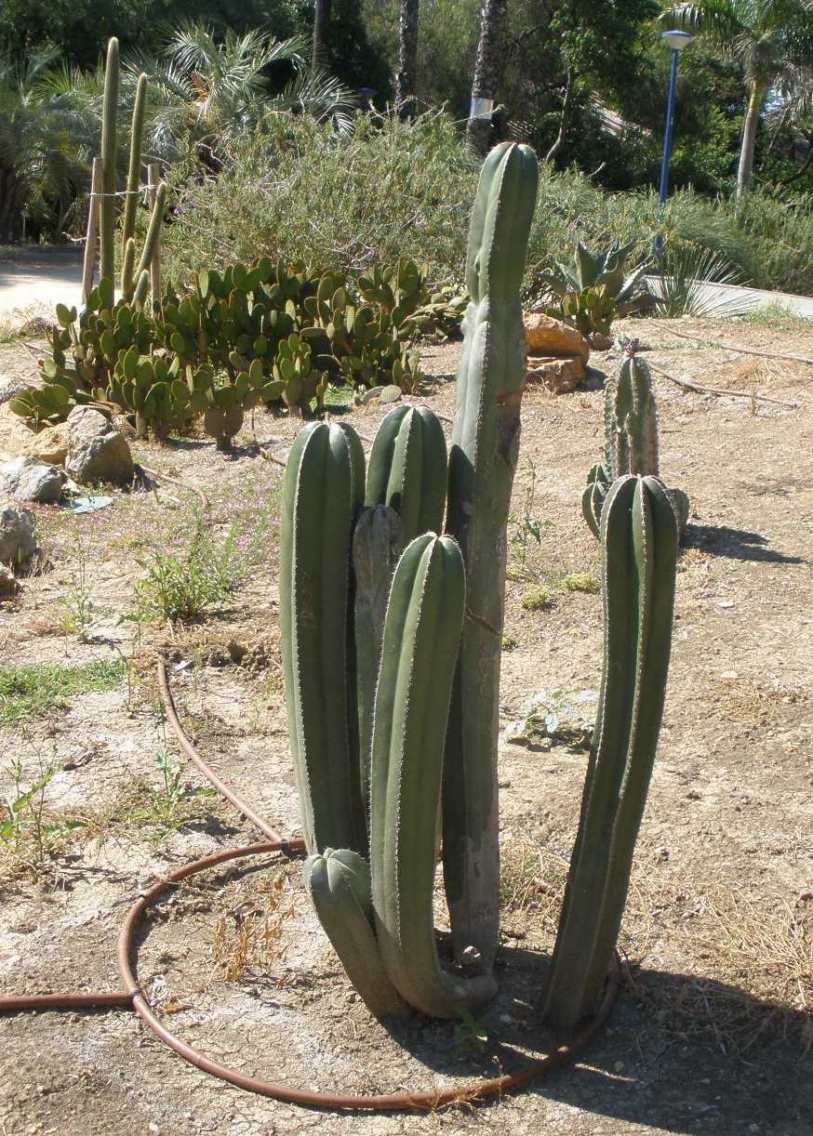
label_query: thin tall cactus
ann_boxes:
[443,141,538,973]
[544,475,678,1029]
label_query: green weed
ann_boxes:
[129,509,268,624]
[0,659,125,724]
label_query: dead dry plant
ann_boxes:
[212,868,297,981]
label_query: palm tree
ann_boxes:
[466,0,509,156]
[312,0,332,71]
[131,22,357,163]
[0,49,97,241]
[662,2,813,199]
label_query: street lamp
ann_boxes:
[655,29,693,251]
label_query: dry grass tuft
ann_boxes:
[212,867,297,981]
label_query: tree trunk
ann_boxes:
[394,0,420,116]
[312,0,332,72]
[466,0,509,157]
[736,80,766,202]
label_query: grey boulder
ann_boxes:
[0,456,66,503]
[0,505,37,566]
[65,407,134,487]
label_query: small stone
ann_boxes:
[526,354,586,394]
[613,1061,625,1073]
[0,505,37,566]
[654,846,670,861]
[65,406,134,486]
[0,456,66,503]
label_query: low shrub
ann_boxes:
[161,112,813,298]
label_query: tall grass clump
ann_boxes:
[162,111,813,297]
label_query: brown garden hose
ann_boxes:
[0,657,619,1113]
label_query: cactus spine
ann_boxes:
[279,422,366,856]
[544,475,678,1029]
[443,141,539,971]
[100,37,119,286]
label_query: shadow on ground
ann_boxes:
[365,946,813,1130]
[685,523,805,564]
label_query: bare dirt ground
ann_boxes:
[0,315,811,1136]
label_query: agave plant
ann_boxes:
[537,239,651,340]
[648,241,759,318]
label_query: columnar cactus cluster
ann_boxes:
[91,38,167,301]
[280,144,679,1030]
[583,347,690,539]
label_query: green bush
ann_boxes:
[162,112,813,297]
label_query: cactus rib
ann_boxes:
[544,475,678,1029]
[365,405,447,544]
[279,422,366,856]
[444,141,539,972]
[370,534,497,1017]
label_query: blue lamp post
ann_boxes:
[655,29,693,253]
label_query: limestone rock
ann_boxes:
[524,313,590,363]
[526,354,586,395]
[65,407,134,486]
[0,505,37,566]
[0,456,66,503]
[21,422,70,465]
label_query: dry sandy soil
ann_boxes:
[0,315,811,1136]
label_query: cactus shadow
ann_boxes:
[375,952,811,1130]
[535,966,812,1132]
[683,524,804,564]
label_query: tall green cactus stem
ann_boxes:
[443,142,538,971]
[606,353,659,477]
[121,238,136,302]
[365,405,447,544]
[100,37,119,286]
[544,475,678,1030]
[370,534,498,1017]
[280,422,366,856]
[134,182,167,293]
[132,269,150,307]
[122,73,147,255]
[352,505,403,814]
[304,848,406,1017]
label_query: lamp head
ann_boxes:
[661,29,693,51]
